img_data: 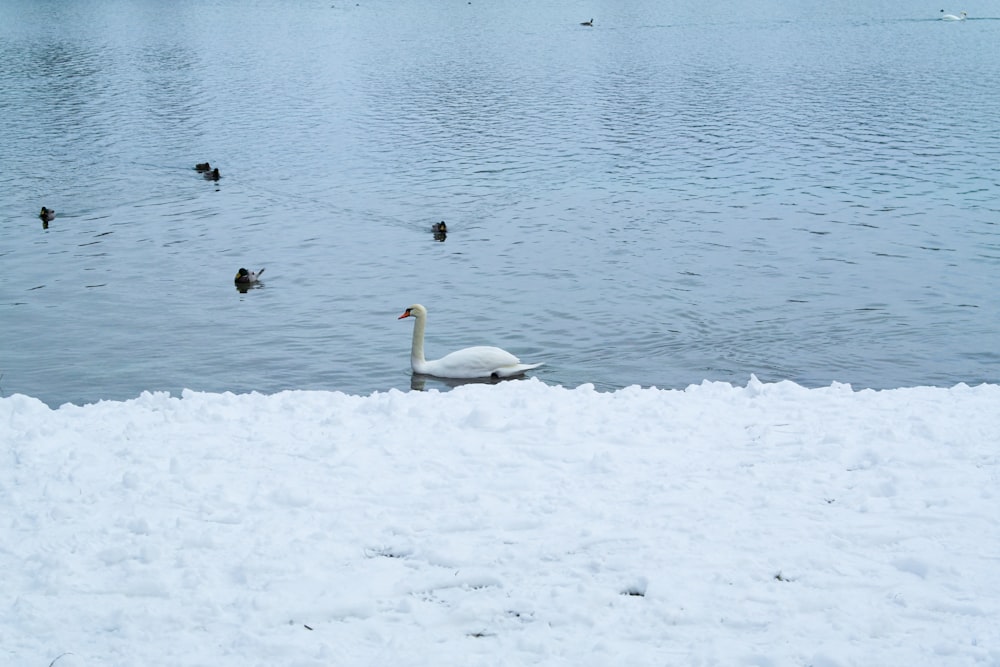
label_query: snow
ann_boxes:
[2,377,999,666]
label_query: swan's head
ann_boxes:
[398,304,427,320]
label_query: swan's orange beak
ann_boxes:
[398,309,412,320]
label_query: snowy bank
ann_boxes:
[2,378,999,666]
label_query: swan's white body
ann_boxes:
[940,10,967,20]
[398,304,543,379]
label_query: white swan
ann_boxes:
[398,304,544,379]
[940,10,967,20]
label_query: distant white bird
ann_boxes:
[397,303,544,379]
[940,10,967,20]
[234,267,265,285]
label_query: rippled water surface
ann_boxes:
[2,0,998,406]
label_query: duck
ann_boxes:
[39,207,55,222]
[581,18,593,26]
[432,221,447,241]
[397,303,544,379]
[940,10,967,20]
[235,267,265,284]
[204,167,221,180]
[195,162,211,172]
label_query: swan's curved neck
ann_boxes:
[410,312,427,364]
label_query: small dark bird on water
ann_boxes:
[204,167,221,181]
[235,267,265,285]
[580,18,593,26]
[432,221,447,241]
[39,206,55,222]
[195,162,211,172]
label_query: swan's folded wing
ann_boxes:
[426,346,541,379]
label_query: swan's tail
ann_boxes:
[493,362,544,378]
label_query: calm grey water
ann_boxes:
[2,0,998,406]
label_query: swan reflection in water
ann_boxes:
[409,373,524,391]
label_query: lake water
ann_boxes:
[2,0,998,407]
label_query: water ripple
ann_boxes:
[1,0,998,405]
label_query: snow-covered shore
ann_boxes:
[3,378,999,666]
